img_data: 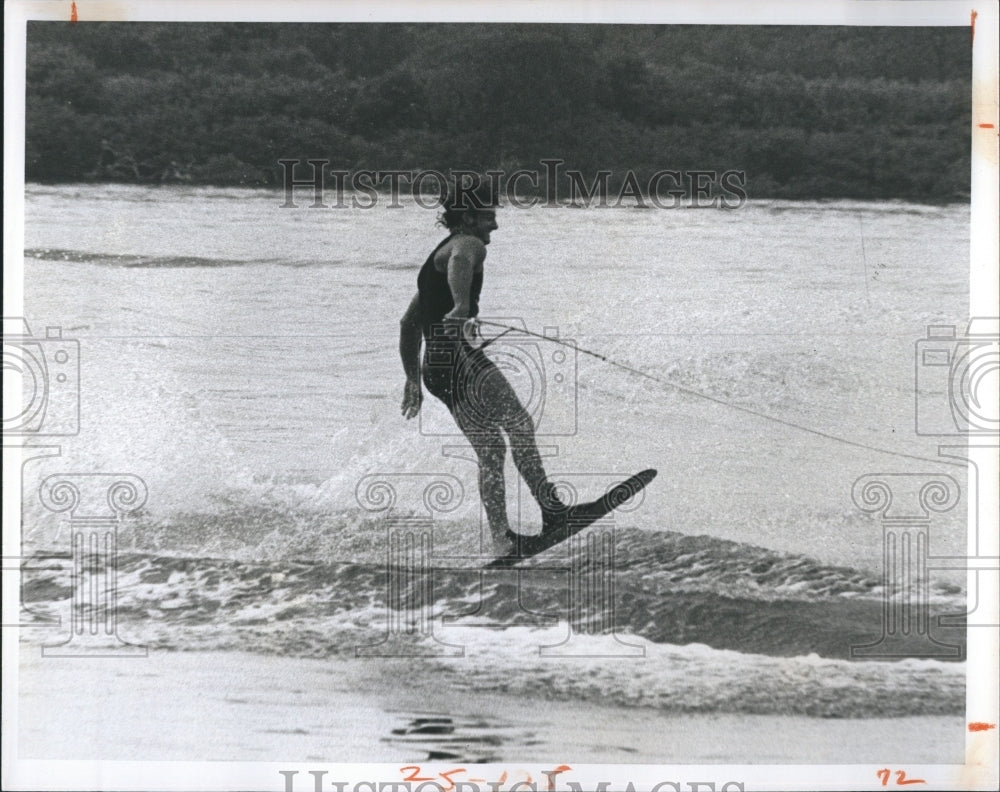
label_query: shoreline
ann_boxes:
[22,179,971,206]
[17,647,965,764]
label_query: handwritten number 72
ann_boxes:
[877,769,926,786]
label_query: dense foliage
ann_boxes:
[25,23,970,200]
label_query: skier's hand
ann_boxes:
[401,378,422,419]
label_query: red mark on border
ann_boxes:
[877,768,926,786]
[399,766,433,783]
[979,123,996,129]
[970,10,977,45]
[71,2,78,23]
[546,765,572,791]
[969,721,996,731]
[438,769,466,791]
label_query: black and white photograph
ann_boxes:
[3,1,998,790]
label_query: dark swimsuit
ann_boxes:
[418,236,492,417]
[418,236,558,520]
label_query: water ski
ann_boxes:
[485,469,657,569]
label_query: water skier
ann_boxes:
[398,189,566,550]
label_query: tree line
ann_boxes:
[25,23,971,201]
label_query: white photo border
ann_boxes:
[3,1,997,791]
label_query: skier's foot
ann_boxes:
[537,483,568,536]
[541,505,569,537]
